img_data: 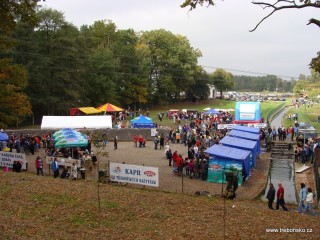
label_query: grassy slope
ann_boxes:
[144,99,282,129]
[0,172,318,240]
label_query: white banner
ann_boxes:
[110,162,159,187]
[0,151,27,170]
[217,124,236,130]
[45,156,81,168]
[218,123,267,130]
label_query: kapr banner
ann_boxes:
[0,151,27,170]
[110,162,159,187]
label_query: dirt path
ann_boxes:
[24,141,270,200]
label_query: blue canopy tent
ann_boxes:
[220,136,258,168]
[131,115,156,129]
[0,131,9,142]
[232,125,260,134]
[205,144,251,185]
[228,129,261,154]
[205,108,219,115]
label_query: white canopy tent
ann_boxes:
[41,115,112,129]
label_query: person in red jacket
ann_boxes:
[35,156,44,176]
[276,182,288,211]
[172,151,178,167]
[175,155,184,176]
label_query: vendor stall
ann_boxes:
[205,144,251,185]
[131,115,156,129]
[228,129,261,154]
[220,136,259,168]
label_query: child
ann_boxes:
[304,188,315,215]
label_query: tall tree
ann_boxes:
[139,29,201,105]
[210,68,234,98]
[13,8,88,119]
[186,66,210,100]
[81,20,119,107]
[113,29,149,111]
[0,0,40,127]
[0,59,31,128]
[293,79,308,96]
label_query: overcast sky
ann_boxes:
[42,0,319,80]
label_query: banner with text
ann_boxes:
[110,162,159,187]
[0,151,27,170]
[218,123,267,130]
[45,156,81,168]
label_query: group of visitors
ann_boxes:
[266,182,315,215]
[0,132,42,154]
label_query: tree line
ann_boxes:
[0,4,310,128]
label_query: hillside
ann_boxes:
[0,172,318,240]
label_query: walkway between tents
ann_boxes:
[261,106,297,204]
[262,142,297,204]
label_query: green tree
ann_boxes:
[0,0,40,127]
[293,80,308,96]
[186,66,210,100]
[210,68,234,98]
[113,29,149,111]
[310,52,320,73]
[139,29,201,105]
[13,8,89,120]
[81,20,119,107]
[0,0,40,35]
[0,59,31,128]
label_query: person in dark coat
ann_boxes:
[266,183,276,209]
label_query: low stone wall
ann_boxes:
[5,128,170,141]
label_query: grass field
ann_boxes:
[138,99,283,129]
[0,172,319,239]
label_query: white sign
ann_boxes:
[150,128,158,137]
[45,156,81,168]
[217,124,236,130]
[0,151,27,170]
[110,162,159,187]
[239,104,255,113]
[218,123,267,130]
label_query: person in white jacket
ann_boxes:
[304,188,315,216]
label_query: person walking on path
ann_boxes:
[35,156,44,176]
[71,162,78,180]
[304,188,315,215]
[114,135,118,150]
[154,136,159,150]
[298,183,307,213]
[52,158,60,178]
[276,182,288,211]
[266,183,276,209]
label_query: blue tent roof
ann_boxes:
[205,109,219,115]
[228,130,260,141]
[130,115,156,128]
[0,132,9,142]
[233,125,260,134]
[205,144,251,178]
[220,136,257,149]
[205,144,251,161]
[220,136,258,168]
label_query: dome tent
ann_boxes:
[131,115,156,129]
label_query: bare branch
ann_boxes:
[307,18,320,27]
[250,0,320,31]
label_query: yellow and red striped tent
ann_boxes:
[96,103,124,112]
